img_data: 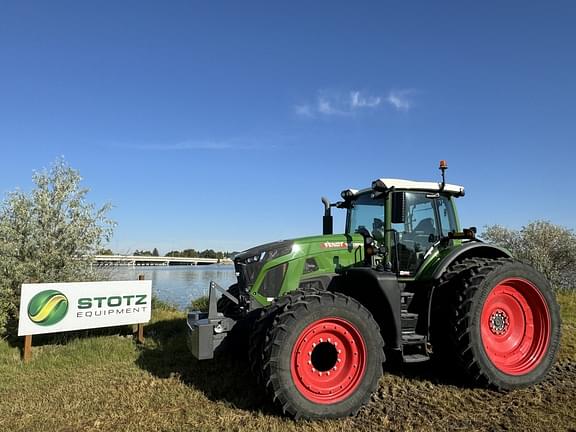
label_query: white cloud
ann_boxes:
[317,96,348,116]
[350,91,382,108]
[114,139,265,151]
[296,89,411,118]
[130,141,235,150]
[386,89,415,112]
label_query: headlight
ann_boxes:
[245,242,292,264]
[264,243,293,261]
[236,241,294,286]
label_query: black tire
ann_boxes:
[431,257,493,362]
[435,257,561,389]
[248,289,316,384]
[217,283,243,319]
[260,291,384,419]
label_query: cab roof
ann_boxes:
[372,178,465,196]
[341,178,465,198]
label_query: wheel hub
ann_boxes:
[309,340,339,374]
[489,309,509,335]
[291,317,367,404]
[480,277,551,375]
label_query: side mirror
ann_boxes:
[391,192,405,224]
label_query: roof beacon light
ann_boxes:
[439,160,448,190]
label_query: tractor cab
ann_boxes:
[339,177,465,277]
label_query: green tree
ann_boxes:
[482,220,576,291]
[134,250,153,256]
[165,248,232,259]
[0,159,115,335]
[182,249,198,258]
[152,248,159,257]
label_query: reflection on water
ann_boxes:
[99,265,236,310]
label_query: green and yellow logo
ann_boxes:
[27,290,68,326]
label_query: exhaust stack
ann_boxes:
[321,197,333,235]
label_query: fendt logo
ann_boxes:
[27,290,69,326]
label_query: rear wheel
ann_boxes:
[441,258,561,388]
[260,291,384,419]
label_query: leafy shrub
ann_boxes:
[0,159,115,335]
[151,295,179,312]
[482,221,576,291]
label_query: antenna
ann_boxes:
[439,160,448,190]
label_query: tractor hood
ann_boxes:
[235,233,363,264]
[234,240,294,264]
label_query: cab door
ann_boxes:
[391,192,441,275]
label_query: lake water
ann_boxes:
[99,265,237,310]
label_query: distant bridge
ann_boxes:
[93,255,233,267]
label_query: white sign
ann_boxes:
[18,280,152,336]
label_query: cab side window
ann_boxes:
[437,196,457,236]
[392,193,439,274]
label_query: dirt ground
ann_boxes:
[351,360,576,431]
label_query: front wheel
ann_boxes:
[260,291,384,419]
[446,258,561,388]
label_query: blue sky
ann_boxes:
[1,1,575,253]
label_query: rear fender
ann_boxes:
[431,242,512,280]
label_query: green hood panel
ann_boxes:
[248,233,365,305]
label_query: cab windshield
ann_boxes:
[346,193,385,241]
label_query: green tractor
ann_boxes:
[187,162,561,419]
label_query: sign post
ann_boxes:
[135,274,146,344]
[23,334,32,363]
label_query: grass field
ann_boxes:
[0,292,575,432]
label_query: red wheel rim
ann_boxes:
[290,317,367,404]
[481,278,551,375]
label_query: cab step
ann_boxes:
[401,333,430,364]
[401,291,415,313]
[401,333,426,344]
[402,354,430,364]
[401,312,419,333]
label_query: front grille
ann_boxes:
[234,240,293,298]
[259,263,288,298]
